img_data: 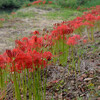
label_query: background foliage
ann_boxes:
[0,0,100,9]
[46,0,100,8]
[0,0,35,8]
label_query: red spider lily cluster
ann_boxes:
[0,18,5,21]
[0,5,100,100]
[66,35,81,46]
[31,0,52,5]
[11,12,16,15]
[55,5,100,40]
[26,0,52,7]
[0,5,100,72]
[0,49,52,73]
[77,5,100,12]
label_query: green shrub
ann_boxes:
[0,0,35,9]
[46,0,79,8]
[76,0,87,5]
[46,0,99,9]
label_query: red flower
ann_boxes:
[84,14,96,22]
[15,40,26,51]
[43,0,46,4]
[0,18,5,21]
[83,39,87,43]
[52,24,73,36]
[32,0,42,5]
[6,50,13,58]
[96,16,100,20]
[13,52,32,72]
[31,51,46,68]
[43,51,52,61]
[77,6,80,10]
[0,55,6,69]
[67,35,81,46]
[11,12,16,15]
[31,31,40,35]
[48,1,52,4]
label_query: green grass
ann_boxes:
[44,8,82,20]
[0,7,35,19]
[46,0,78,8]
[14,11,35,18]
[25,4,62,10]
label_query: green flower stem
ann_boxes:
[13,71,21,100]
[27,70,32,100]
[43,67,47,100]
[0,68,3,89]
[87,31,91,41]
[91,28,94,41]
[71,45,77,78]
[63,34,65,60]
[22,70,27,100]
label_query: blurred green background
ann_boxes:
[0,0,100,14]
[0,0,100,9]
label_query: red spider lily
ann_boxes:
[83,39,87,44]
[43,0,46,4]
[6,50,13,58]
[5,81,8,84]
[72,21,83,29]
[31,0,42,5]
[48,1,52,4]
[13,52,32,72]
[67,35,81,46]
[66,19,94,30]
[11,12,16,15]
[83,21,94,27]
[65,20,83,30]
[2,49,19,64]
[44,34,48,40]
[67,37,77,46]
[96,16,100,20]
[15,40,26,51]
[6,49,53,72]
[75,17,84,21]
[77,6,80,10]
[0,5,100,73]
[27,0,52,6]
[31,50,47,69]
[6,49,18,59]
[0,18,5,21]
[22,37,28,41]
[0,55,6,69]
[73,35,81,40]
[52,24,73,36]
[31,31,40,35]
[43,34,54,47]
[29,36,43,48]
[43,51,52,61]
[15,36,44,52]
[84,14,96,22]
[28,3,32,6]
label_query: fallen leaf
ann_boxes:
[98,86,100,90]
[84,78,93,81]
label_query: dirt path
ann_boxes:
[0,6,62,53]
